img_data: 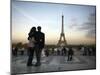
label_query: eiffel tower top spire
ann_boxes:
[61,14,64,34]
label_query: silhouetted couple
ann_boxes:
[27,26,45,66]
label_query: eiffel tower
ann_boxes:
[57,15,67,47]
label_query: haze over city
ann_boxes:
[12,0,96,45]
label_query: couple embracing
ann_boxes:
[27,26,45,66]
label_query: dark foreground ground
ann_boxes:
[11,50,96,74]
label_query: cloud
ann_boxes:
[86,28,96,38]
[69,18,80,29]
[80,13,96,38]
[70,13,96,38]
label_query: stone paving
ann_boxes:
[11,54,96,74]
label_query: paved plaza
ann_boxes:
[11,53,96,74]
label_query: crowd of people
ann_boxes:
[12,45,96,65]
[12,46,74,61]
[12,47,25,56]
[80,46,96,56]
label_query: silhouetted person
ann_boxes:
[14,46,18,56]
[35,26,45,66]
[20,47,24,55]
[52,48,54,55]
[12,47,15,56]
[27,27,37,66]
[92,47,96,56]
[83,47,87,56]
[44,49,49,57]
[88,48,93,56]
[57,49,60,55]
[81,47,85,56]
[67,48,74,61]
[66,47,69,56]
[61,48,64,56]
[63,47,67,56]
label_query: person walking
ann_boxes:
[67,47,74,61]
